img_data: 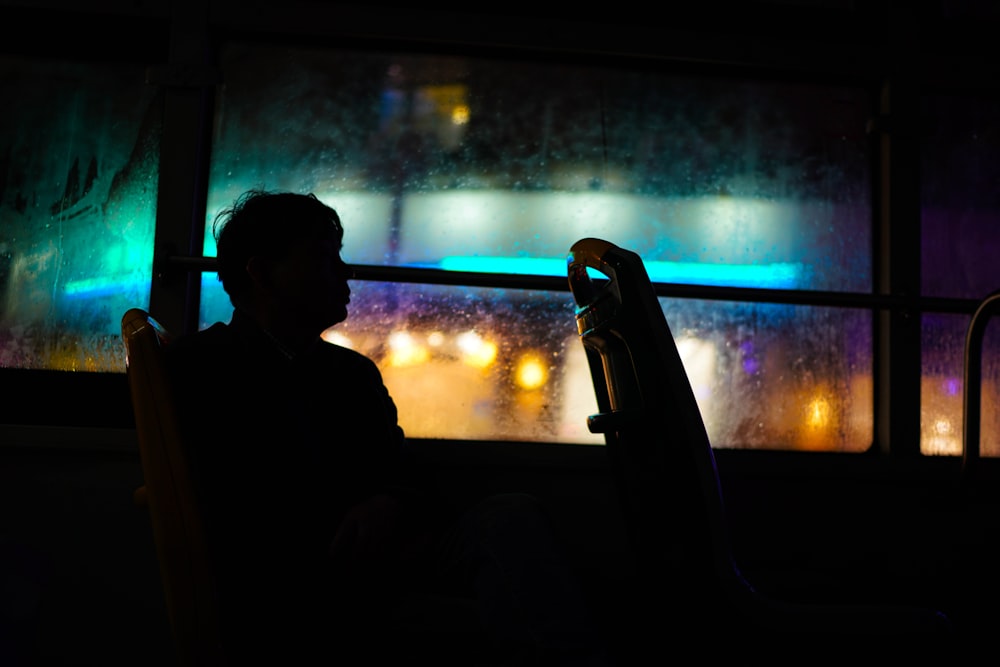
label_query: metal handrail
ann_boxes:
[165,254,982,312]
[962,290,1000,478]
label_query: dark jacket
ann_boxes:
[164,310,409,653]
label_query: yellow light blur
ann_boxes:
[321,329,353,348]
[427,331,445,347]
[920,375,963,455]
[934,418,953,436]
[386,330,429,367]
[451,104,470,125]
[805,396,831,430]
[924,415,961,456]
[456,330,497,369]
[515,352,548,391]
[797,390,839,451]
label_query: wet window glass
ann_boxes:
[204,277,872,448]
[0,57,160,372]
[921,94,1000,455]
[922,94,1000,301]
[202,43,874,448]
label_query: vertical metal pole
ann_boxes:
[148,0,216,335]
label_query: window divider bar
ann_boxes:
[168,255,980,313]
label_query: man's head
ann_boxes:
[214,189,353,344]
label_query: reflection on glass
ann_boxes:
[0,56,159,372]
[202,280,871,449]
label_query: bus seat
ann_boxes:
[566,238,954,657]
[122,307,226,666]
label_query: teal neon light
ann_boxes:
[437,256,804,289]
[63,256,803,299]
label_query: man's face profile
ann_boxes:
[263,233,352,334]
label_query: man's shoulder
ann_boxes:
[317,340,376,364]
[164,322,237,373]
[167,322,232,354]
[312,340,384,375]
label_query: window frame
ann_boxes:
[155,8,910,454]
[0,1,994,460]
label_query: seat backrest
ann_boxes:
[566,238,748,601]
[567,239,956,648]
[121,308,225,666]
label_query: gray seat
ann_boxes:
[566,238,954,658]
[123,308,226,666]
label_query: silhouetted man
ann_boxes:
[167,189,610,665]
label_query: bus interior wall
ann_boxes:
[4,430,1000,663]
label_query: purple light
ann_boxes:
[740,340,759,375]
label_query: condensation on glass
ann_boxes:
[919,313,1000,458]
[202,44,873,449]
[921,94,1000,456]
[0,57,160,372]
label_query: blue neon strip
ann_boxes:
[63,277,135,298]
[63,255,804,299]
[437,256,804,289]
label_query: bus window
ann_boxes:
[0,56,159,372]
[921,94,1000,456]
[198,43,874,450]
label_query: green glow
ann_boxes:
[64,246,149,298]
[437,256,804,289]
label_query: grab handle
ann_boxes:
[962,290,1000,478]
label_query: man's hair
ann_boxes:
[213,189,344,301]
